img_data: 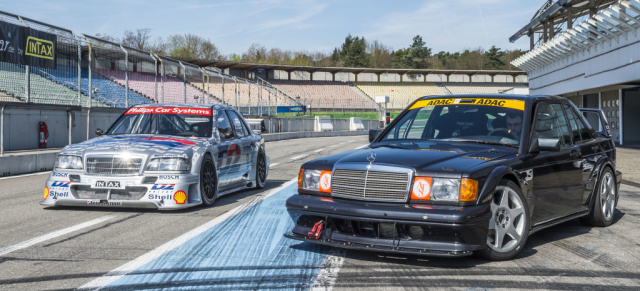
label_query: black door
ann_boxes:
[529,102,584,225]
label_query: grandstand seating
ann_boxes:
[269,80,377,110]
[31,65,152,108]
[355,82,444,110]
[0,62,106,106]
[443,82,528,95]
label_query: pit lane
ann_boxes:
[1,135,639,290]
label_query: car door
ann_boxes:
[565,105,607,210]
[214,110,242,191]
[227,110,253,183]
[529,102,584,225]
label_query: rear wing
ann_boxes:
[579,108,610,137]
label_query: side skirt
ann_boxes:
[529,209,589,235]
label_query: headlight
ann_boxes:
[299,169,332,193]
[411,177,477,202]
[55,155,83,169]
[146,158,191,171]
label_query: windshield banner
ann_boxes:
[410,98,525,111]
[124,107,212,116]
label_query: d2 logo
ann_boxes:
[151,184,175,190]
[51,181,71,188]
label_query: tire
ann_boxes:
[580,167,617,227]
[255,148,267,189]
[200,154,218,206]
[478,179,530,261]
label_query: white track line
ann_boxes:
[314,148,324,153]
[290,154,309,160]
[355,144,369,149]
[0,171,51,180]
[80,179,298,290]
[0,215,115,256]
[310,248,346,291]
[269,163,280,168]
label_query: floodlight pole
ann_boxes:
[151,52,157,101]
[179,61,186,103]
[219,71,225,105]
[233,77,239,110]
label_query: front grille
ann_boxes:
[86,156,143,176]
[73,185,147,200]
[331,168,410,202]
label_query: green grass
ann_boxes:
[272,111,404,119]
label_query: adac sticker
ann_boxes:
[410,98,524,111]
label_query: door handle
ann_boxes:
[570,150,580,158]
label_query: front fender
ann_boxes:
[476,166,533,213]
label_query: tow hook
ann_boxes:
[308,220,324,239]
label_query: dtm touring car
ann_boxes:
[41,104,269,210]
[286,94,621,260]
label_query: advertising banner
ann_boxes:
[0,21,57,69]
[238,106,307,115]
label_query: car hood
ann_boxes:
[59,134,209,158]
[332,141,516,176]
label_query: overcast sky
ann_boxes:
[3,0,543,55]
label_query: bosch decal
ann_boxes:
[158,175,180,180]
[51,172,68,178]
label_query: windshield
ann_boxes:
[107,107,213,137]
[381,98,525,147]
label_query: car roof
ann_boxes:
[131,103,233,110]
[416,94,565,102]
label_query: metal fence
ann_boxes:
[0,10,381,117]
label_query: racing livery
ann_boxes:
[286,95,621,260]
[42,104,269,210]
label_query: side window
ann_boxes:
[533,103,572,147]
[228,111,247,137]
[383,106,431,140]
[564,104,592,143]
[216,110,234,140]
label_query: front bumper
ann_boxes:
[41,171,201,210]
[285,195,491,257]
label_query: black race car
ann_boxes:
[285,95,621,260]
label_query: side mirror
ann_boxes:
[95,128,104,136]
[529,137,561,153]
[219,127,234,139]
[369,129,380,143]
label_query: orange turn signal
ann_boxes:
[319,170,332,193]
[44,186,49,200]
[298,168,304,189]
[411,177,432,200]
[459,178,478,202]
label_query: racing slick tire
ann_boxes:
[200,154,218,206]
[255,148,267,189]
[478,179,530,261]
[580,167,617,227]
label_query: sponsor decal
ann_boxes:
[174,190,187,204]
[411,177,432,200]
[87,200,123,206]
[319,171,332,193]
[51,181,71,188]
[227,143,241,156]
[25,36,54,60]
[43,187,49,200]
[410,98,525,111]
[148,194,173,200]
[153,154,188,159]
[138,137,196,145]
[93,181,123,189]
[49,190,69,198]
[158,175,180,180]
[51,172,68,178]
[151,184,175,191]
[125,107,212,116]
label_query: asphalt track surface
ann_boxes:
[0,135,639,290]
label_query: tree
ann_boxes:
[166,33,221,60]
[367,40,393,68]
[339,34,369,67]
[397,35,431,69]
[122,28,152,50]
[486,46,505,70]
[94,33,119,43]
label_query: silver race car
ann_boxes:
[41,104,269,210]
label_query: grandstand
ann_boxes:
[0,62,106,107]
[355,82,444,110]
[443,82,529,95]
[270,80,378,111]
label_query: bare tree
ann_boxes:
[122,28,152,50]
[166,33,221,60]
